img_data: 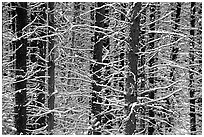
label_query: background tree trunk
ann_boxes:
[189,2,196,135]
[165,2,181,133]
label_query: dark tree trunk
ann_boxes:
[189,2,196,135]
[148,3,156,135]
[119,3,126,93]
[101,5,112,133]
[170,2,181,84]
[138,3,147,133]
[27,3,47,132]
[35,3,47,129]
[12,2,28,135]
[47,2,55,134]
[89,2,105,135]
[124,2,141,135]
[194,2,202,134]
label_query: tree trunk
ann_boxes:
[148,3,156,135]
[35,3,47,130]
[26,3,47,132]
[138,3,147,133]
[47,2,55,134]
[13,2,28,135]
[167,2,181,133]
[90,2,105,135]
[189,2,196,135]
[124,2,141,135]
[101,5,112,133]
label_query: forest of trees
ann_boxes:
[1,2,202,135]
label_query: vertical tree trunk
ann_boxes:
[90,2,105,135]
[148,3,156,135]
[168,2,181,132]
[12,2,28,135]
[101,5,112,133]
[124,2,141,135]
[47,2,55,133]
[194,2,202,134]
[9,2,15,81]
[35,3,47,129]
[28,3,47,132]
[189,2,196,135]
[70,2,80,76]
[138,3,147,133]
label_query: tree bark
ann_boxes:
[167,2,181,132]
[189,2,196,135]
[124,2,141,135]
[47,2,55,134]
[90,2,105,135]
[27,3,47,134]
[170,2,181,83]
[13,2,28,135]
[138,3,147,133]
[101,5,112,133]
[148,3,156,135]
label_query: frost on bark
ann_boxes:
[89,2,105,135]
[47,2,55,134]
[124,2,141,135]
[189,2,196,135]
[12,2,28,135]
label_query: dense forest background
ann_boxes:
[1,2,202,135]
